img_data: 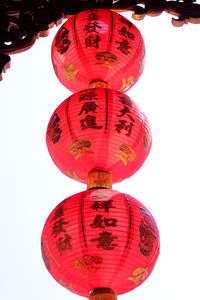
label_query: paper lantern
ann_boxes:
[46,88,152,184]
[51,9,145,92]
[41,188,160,299]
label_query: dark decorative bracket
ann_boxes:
[0,0,200,80]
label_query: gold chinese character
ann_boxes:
[95,51,117,69]
[128,267,148,285]
[64,62,79,81]
[69,140,94,160]
[75,254,104,275]
[120,76,134,92]
[114,144,136,166]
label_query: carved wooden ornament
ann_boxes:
[0,0,200,80]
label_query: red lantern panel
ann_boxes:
[41,189,160,298]
[46,88,152,184]
[52,9,145,92]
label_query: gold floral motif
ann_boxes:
[91,189,111,199]
[120,76,134,92]
[143,125,152,151]
[58,280,76,293]
[73,172,83,181]
[64,170,84,182]
[69,140,94,160]
[114,144,136,166]
[128,267,148,285]
[64,62,79,81]
[114,178,123,183]
[44,235,60,267]
[139,49,145,73]
[58,279,66,286]
[66,284,76,293]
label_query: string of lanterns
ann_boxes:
[41,9,160,300]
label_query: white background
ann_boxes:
[1,10,200,300]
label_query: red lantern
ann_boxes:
[51,9,145,93]
[46,88,152,184]
[41,189,160,299]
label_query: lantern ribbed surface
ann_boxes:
[46,88,152,184]
[41,189,160,298]
[51,9,145,92]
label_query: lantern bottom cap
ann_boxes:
[89,288,117,300]
[87,169,112,189]
[88,80,109,89]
